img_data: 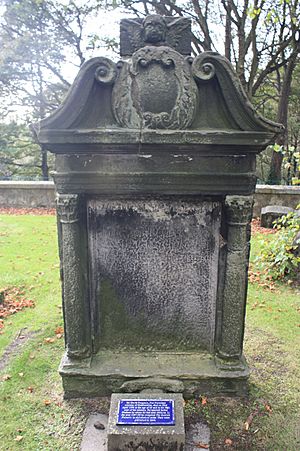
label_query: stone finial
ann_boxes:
[120,15,192,56]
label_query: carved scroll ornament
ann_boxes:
[112,46,198,129]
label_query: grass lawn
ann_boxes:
[0,213,299,450]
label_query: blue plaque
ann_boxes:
[117,399,175,425]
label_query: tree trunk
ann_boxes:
[268,51,298,184]
[41,144,49,181]
[225,6,232,61]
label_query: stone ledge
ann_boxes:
[59,351,249,399]
[256,184,300,195]
[0,180,54,189]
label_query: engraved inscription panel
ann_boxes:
[88,199,221,351]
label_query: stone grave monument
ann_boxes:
[33,15,281,401]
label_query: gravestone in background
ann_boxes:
[33,14,281,398]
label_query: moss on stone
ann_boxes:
[98,279,203,351]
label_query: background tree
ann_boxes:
[119,0,300,183]
[0,121,46,179]
[0,0,108,180]
[0,0,299,183]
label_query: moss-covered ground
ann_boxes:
[0,213,299,450]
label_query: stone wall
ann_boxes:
[253,185,300,217]
[0,181,55,208]
[0,182,299,216]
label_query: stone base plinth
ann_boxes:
[59,351,249,399]
[107,393,185,451]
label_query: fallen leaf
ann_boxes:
[2,374,11,381]
[194,443,209,449]
[14,436,23,442]
[18,372,24,377]
[44,337,55,343]
[0,286,35,330]
[251,218,277,235]
[265,404,272,413]
[55,326,64,335]
[0,207,56,215]
[201,397,207,406]
[245,412,255,431]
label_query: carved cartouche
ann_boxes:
[112,48,198,129]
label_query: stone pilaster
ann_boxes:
[56,194,91,359]
[217,195,253,363]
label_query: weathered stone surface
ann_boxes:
[32,14,282,137]
[53,152,258,196]
[33,14,282,399]
[81,413,108,451]
[216,195,253,362]
[112,45,198,129]
[56,194,91,359]
[0,181,55,208]
[88,198,220,352]
[185,421,210,451]
[253,185,300,217]
[120,378,184,394]
[120,16,192,56]
[80,412,211,450]
[59,350,249,398]
[2,182,300,212]
[107,393,185,450]
[260,205,294,228]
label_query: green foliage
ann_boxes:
[270,143,300,185]
[256,206,300,281]
[0,121,54,179]
[256,146,273,183]
[254,61,300,185]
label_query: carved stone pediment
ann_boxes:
[33,14,282,152]
[112,46,198,129]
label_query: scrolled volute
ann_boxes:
[192,53,216,81]
[95,58,117,85]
